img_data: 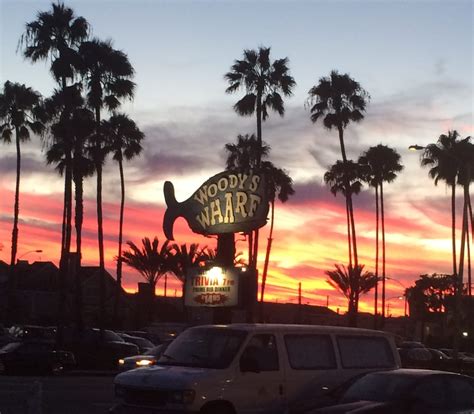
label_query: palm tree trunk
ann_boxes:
[452,184,457,276]
[248,231,253,268]
[256,92,263,165]
[259,199,275,322]
[467,191,473,297]
[164,273,168,297]
[337,125,348,163]
[73,165,84,332]
[97,164,106,335]
[346,197,352,268]
[6,127,22,324]
[114,156,125,326]
[10,127,21,267]
[454,187,468,359]
[374,184,379,329]
[348,193,358,268]
[380,181,386,328]
[58,157,72,346]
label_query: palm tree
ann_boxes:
[121,237,173,293]
[46,106,95,332]
[102,113,144,324]
[225,47,296,270]
[325,264,377,327]
[0,81,45,267]
[324,160,364,267]
[224,134,294,308]
[170,243,208,285]
[421,131,461,278]
[308,71,370,269]
[21,3,89,342]
[121,237,172,322]
[225,134,270,265]
[259,161,294,306]
[359,145,403,328]
[79,38,135,333]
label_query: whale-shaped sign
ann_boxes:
[163,170,269,240]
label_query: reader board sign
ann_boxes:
[185,267,240,307]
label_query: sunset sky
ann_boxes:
[1,0,473,316]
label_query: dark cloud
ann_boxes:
[290,179,375,213]
[0,154,47,176]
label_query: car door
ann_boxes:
[233,333,285,414]
[409,376,449,413]
[445,376,474,411]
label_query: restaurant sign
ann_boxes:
[185,267,240,307]
[163,170,269,239]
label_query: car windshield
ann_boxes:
[342,372,417,403]
[157,327,247,369]
[104,330,123,342]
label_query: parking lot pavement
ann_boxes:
[0,375,116,414]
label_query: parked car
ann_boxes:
[398,346,433,369]
[307,369,474,413]
[424,348,456,371]
[0,341,75,375]
[118,340,173,372]
[120,331,159,344]
[112,324,400,414]
[117,333,154,354]
[63,328,138,370]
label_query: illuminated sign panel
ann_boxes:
[185,267,240,307]
[163,170,269,239]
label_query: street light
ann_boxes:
[386,296,403,317]
[386,276,408,317]
[17,249,43,261]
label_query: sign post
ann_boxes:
[163,169,269,322]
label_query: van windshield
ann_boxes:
[158,327,247,369]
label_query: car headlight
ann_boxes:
[118,359,125,365]
[169,390,195,404]
[136,359,154,366]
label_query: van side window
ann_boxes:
[337,336,395,368]
[284,334,336,369]
[243,334,279,371]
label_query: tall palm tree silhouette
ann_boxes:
[421,131,461,278]
[103,113,144,324]
[225,47,296,270]
[21,3,89,342]
[359,145,403,328]
[0,81,45,324]
[46,103,95,331]
[21,2,89,260]
[224,134,294,310]
[307,71,369,269]
[325,264,377,327]
[324,160,364,267]
[0,81,45,267]
[79,38,135,333]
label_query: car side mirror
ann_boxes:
[240,354,260,373]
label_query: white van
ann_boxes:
[112,324,400,414]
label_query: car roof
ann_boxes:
[191,323,391,336]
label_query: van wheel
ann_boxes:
[201,402,235,414]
